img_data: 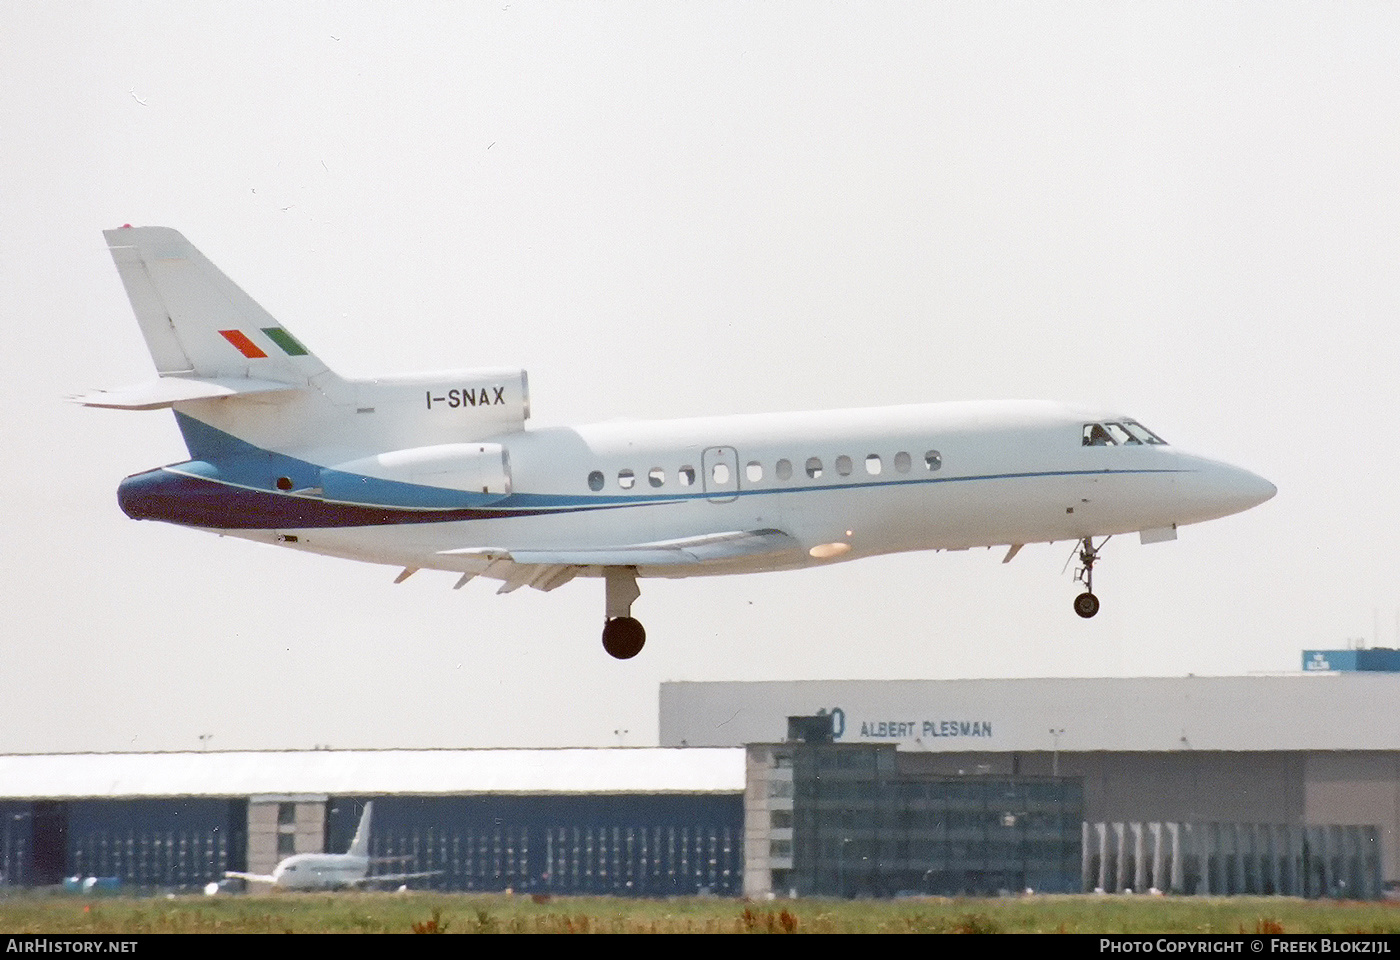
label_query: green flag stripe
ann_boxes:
[261,327,309,356]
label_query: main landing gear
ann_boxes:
[602,616,646,660]
[601,567,646,659]
[1071,536,1108,619]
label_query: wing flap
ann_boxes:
[441,529,800,567]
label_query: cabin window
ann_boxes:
[679,465,696,486]
[648,467,665,488]
[746,461,764,483]
[865,454,882,475]
[712,462,730,485]
[894,451,911,473]
[835,455,853,477]
[805,457,824,479]
[776,458,793,481]
[925,450,942,471]
[588,470,605,492]
[618,469,636,490]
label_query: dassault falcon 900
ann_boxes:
[76,226,1276,659]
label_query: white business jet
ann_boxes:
[78,226,1275,659]
[223,801,435,890]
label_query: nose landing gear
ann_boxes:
[1071,536,1108,619]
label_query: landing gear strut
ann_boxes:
[1072,537,1106,619]
[601,567,646,659]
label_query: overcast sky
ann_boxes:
[1,3,1396,754]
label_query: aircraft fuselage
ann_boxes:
[272,853,369,890]
[119,398,1272,580]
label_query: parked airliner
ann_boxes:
[224,802,436,890]
[78,226,1275,658]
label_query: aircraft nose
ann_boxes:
[1184,458,1276,519]
[1234,467,1277,510]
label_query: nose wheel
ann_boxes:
[1073,591,1100,618]
[1071,537,1108,618]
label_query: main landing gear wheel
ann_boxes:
[602,616,646,659]
[602,567,645,659]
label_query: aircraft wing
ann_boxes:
[442,528,801,568]
[435,529,804,594]
[71,376,296,410]
[349,870,443,887]
[223,871,277,884]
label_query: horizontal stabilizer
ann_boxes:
[441,528,800,567]
[71,376,297,410]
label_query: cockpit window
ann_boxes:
[1122,420,1167,444]
[1083,423,1115,446]
[1105,422,1139,445]
[1082,420,1168,446]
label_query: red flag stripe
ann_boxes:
[219,329,267,358]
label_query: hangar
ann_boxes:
[0,748,743,895]
[661,674,1400,895]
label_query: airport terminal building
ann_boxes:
[0,670,1395,897]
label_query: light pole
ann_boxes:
[1050,728,1065,777]
[837,837,851,898]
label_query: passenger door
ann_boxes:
[702,446,739,502]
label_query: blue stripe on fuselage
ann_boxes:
[125,413,1187,529]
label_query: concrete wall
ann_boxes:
[743,745,794,898]
[246,796,327,876]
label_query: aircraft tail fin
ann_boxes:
[347,801,373,858]
[100,225,334,387]
[86,226,528,459]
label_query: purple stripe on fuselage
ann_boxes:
[117,468,596,529]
